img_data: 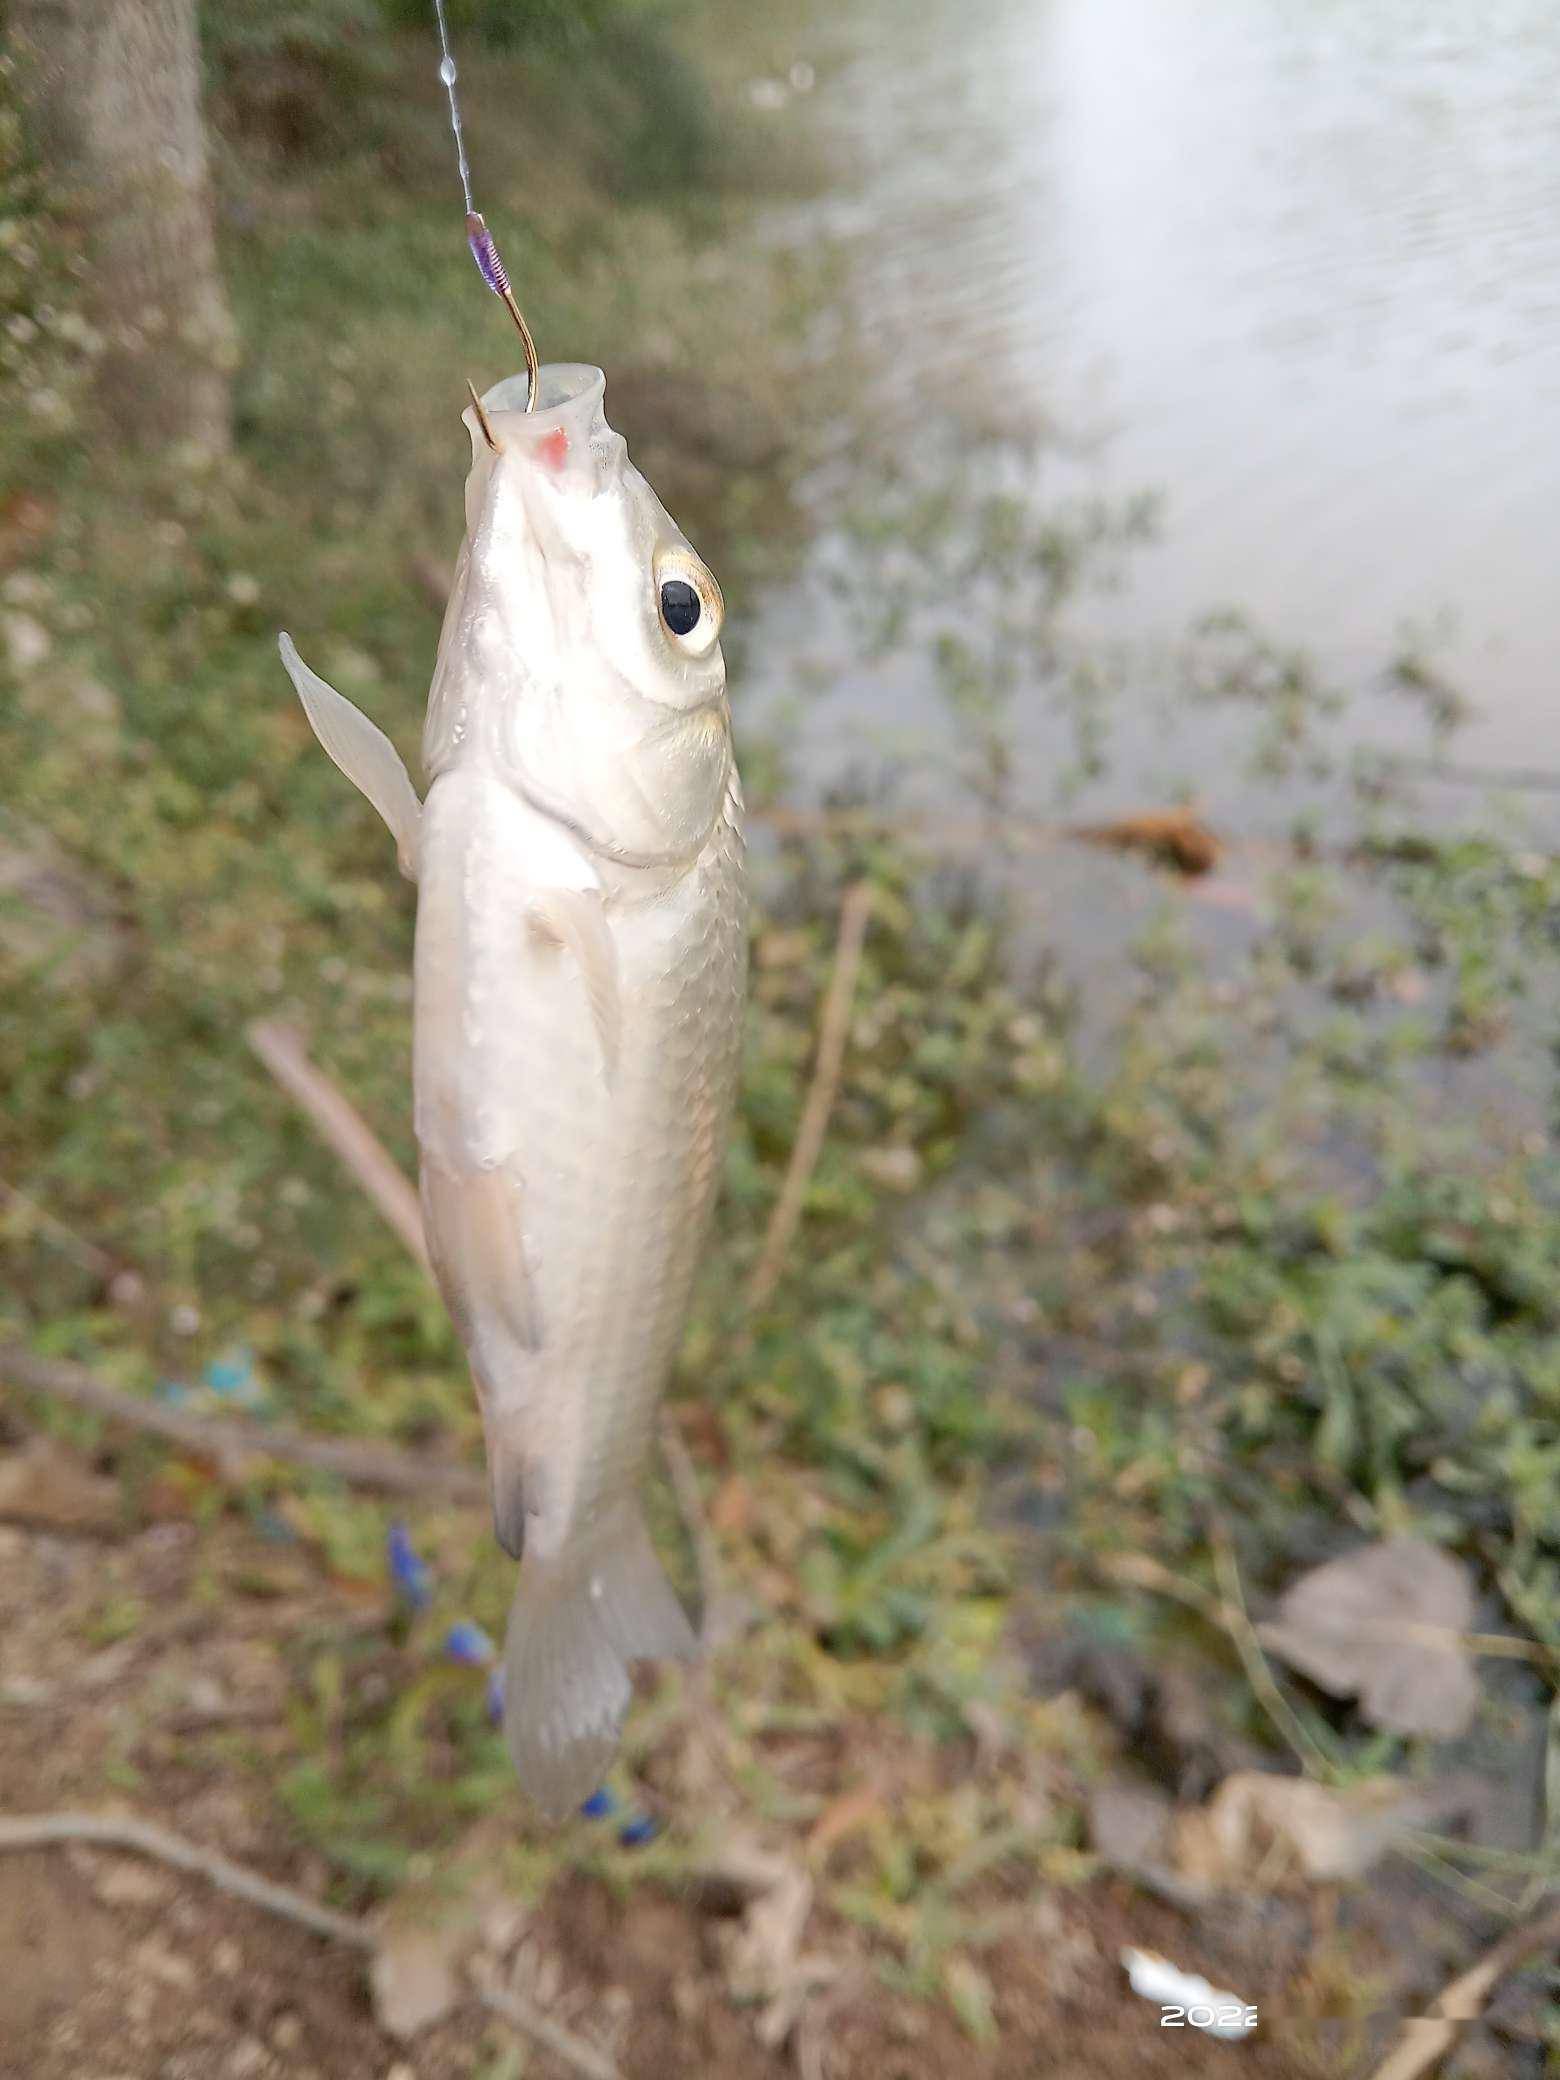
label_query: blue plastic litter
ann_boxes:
[444,1620,496,1666]
[579,1787,617,1820]
[618,1814,658,1848]
[386,1523,432,1609]
[204,1348,263,1407]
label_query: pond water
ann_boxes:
[741,0,1560,822]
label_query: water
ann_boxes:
[746,0,1560,815]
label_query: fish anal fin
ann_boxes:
[278,632,422,881]
[528,888,621,1082]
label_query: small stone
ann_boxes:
[859,1145,922,1193]
[227,2039,268,2078]
[212,1938,242,1976]
[2,610,50,668]
[384,2066,417,2080]
[271,2015,302,2052]
[183,1673,227,1715]
[94,1858,172,1908]
[0,1676,54,1706]
[79,1641,136,1690]
[135,1938,196,1990]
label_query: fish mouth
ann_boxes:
[480,363,606,428]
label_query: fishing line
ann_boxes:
[431,0,540,411]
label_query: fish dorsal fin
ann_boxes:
[279,633,423,881]
[529,888,621,1083]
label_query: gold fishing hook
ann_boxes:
[499,285,540,415]
[466,379,501,453]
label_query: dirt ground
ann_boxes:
[7,1444,1542,2080]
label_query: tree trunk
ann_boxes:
[10,0,236,456]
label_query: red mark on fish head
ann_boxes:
[537,428,569,473]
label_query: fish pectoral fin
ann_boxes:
[421,1160,541,1361]
[528,888,621,1082]
[278,632,423,881]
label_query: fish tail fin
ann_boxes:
[500,1499,697,1816]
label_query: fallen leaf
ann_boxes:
[1069,808,1223,876]
[1259,1539,1478,1739]
[697,1832,833,2048]
[0,1437,120,1533]
[806,1785,883,1859]
[368,1815,518,2040]
[370,1927,461,2041]
[1172,1770,1466,1888]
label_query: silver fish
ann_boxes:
[280,364,747,1811]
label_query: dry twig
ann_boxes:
[478,1984,623,2080]
[746,881,874,1311]
[0,1811,373,1948]
[1211,1533,1334,1775]
[247,1019,431,1271]
[0,1175,121,1281]
[0,1343,484,1502]
[1366,1901,1560,2080]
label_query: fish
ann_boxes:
[279,362,747,1811]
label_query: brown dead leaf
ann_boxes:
[1172,1770,1471,1889]
[1069,808,1223,876]
[1259,1539,1478,1739]
[806,1785,883,1859]
[368,1816,518,2040]
[0,1438,120,1534]
[370,1925,462,2041]
[697,1832,834,2048]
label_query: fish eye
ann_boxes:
[660,579,701,636]
[654,548,723,659]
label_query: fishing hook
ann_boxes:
[466,378,501,454]
[432,0,539,412]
